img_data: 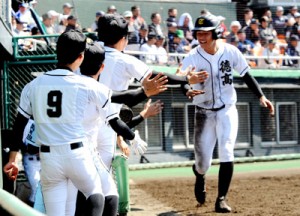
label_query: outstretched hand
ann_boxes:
[186,89,205,99]
[187,70,209,84]
[260,96,275,117]
[140,99,164,119]
[176,64,209,84]
[142,72,168,97]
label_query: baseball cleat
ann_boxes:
[215,196,232,213]
[192,164,206,205]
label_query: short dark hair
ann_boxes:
[97,14,128,45]
[80,42,105,76]
[168,8,176,13]
[244,8,252,14]
[131,5,139,11]
[151,12,159,20]
[56,30,86,65]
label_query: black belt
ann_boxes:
[40,142,83,153]
[28,156,40,161]
[197,104,226,112]
[26,144,40,155]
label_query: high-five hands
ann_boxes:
[140,99,164,118]
[176,64,209,84]
[142,72,168,97]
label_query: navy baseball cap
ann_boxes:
[80,42,105,76]
[96,11,105,17]
[97,14,128,44]
[56,30,86,64]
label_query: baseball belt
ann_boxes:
[40,142,83,153]
[196,104,226,112]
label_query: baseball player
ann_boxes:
[181,14,274,213]
[3,30,160,216]
[73,42,167,216]
[21,118,40,207]
[96,14,207,215]
[96,12,207,176]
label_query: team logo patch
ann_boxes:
[198,18,204,25]
[220,60,232,85]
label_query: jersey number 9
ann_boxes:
[47,90,62,117]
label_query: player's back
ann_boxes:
[100,46,151,92]
[26,69,106,146]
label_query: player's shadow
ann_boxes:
[157,211,181,216]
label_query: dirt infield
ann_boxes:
[128,168,300,216]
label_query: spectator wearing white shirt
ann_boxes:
[155,35,168,64]
[15,2,35,29]
[259,39,281,68]
[140,32,157,64]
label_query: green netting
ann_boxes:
[3,60,57,128]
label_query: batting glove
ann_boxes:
[130,130,148,155]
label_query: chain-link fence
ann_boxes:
[2,0,300,159]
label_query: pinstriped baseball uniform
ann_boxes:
[97,46,152,172]
[22,119,40,204]
[18,69,118,216]
[182,43,249,174]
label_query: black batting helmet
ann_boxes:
[193,14,222,40]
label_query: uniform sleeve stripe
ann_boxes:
[106,112,118,119]
[240,66,249,75]
[102,89,112,108]
[18,106,31,116]
[138,68,151,82]
[102,99,109,108]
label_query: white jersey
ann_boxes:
[18,69,117,146]
[139,43,156,64]
[99,46,152,113]
[182,43,250,109]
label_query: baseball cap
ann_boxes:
[157,35,165,40]
[20,3,29,7]
[97,14,129,44]
[96,11,105,17]
[291,5,298,10]
[80,42,105,75]
[250,19,258,24]
[140,23,148,31]
[108,5,116,11]
[268,38,276,44]
[230,21,241,28]
[47,10,60,18]
[277,6,284,11]
[148,31,157,40]
[67,15,77,20]
[290,35,299,41]
[63,2,73,8]
[123,11,133,18]
[174,29,184,38]
[56,30,86,64]
[295,12,300,18]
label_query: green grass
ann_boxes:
[129,159,300,181]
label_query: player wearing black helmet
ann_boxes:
[182,14,274,213]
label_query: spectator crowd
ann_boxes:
[11,1,300,68]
